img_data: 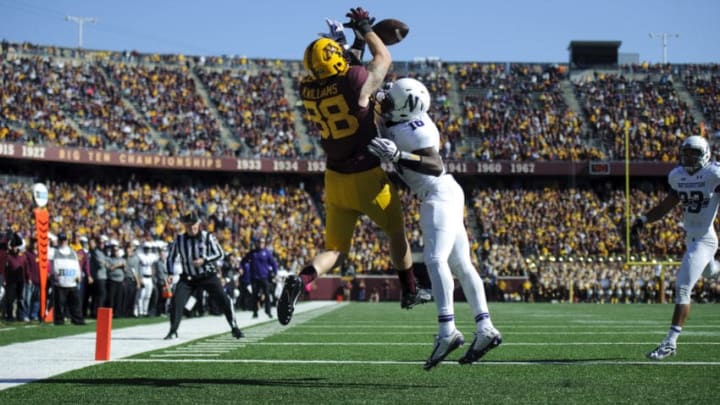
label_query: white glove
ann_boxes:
[319,18,347,45]
[368,137,400,162]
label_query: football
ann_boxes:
[372,19,410,46]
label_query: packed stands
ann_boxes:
[2,41,720,306]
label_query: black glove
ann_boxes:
[344,7,374,36]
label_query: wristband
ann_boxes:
[398,151,421,162]
[356,21,374,36]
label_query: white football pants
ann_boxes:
[677,231,718,304]
[420,177,490,328]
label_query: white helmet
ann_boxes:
[378,77,431,122]
[680,135,710,173]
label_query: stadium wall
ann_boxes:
[0,141,674,177]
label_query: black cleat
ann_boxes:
[278,275,303,325]
[231,327,244,339]
[401,288,432,310]
[164,330,178,340]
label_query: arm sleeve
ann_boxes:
[166,239,178,275]
[270,252,279,274]
[204,232,224,263]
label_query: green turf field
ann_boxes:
[1,302,718,404]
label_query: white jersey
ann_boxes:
[50,246,81,288]
[668,162,720,238]
[380,112,446,201]
[666,162,720,305]
[380,111,492,327]
[137,251,157,277]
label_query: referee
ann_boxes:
[164,210,243,339]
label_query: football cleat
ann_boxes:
[278,275,304,325]
[401,288,432,310]
[646,341,676,360]
[458,326,502,364]
[163,330,178,340]
[231,327,244,339]
[424,330,465,371]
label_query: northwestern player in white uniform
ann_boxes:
[368,78,502,370]
[633,135,720,360]
[136,241,158,316]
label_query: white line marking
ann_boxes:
[291,324,720,329]
[233,342,720,346]
[149,304,343,359]
[116,358,720,366]
[277,331,720,336]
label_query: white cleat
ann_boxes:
[646,341,676,360]
[458,326,502,364]
[424,329,464,371]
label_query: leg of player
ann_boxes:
[278,250,342,325]
[390,229,430,309]
[648,240,714,360]
[423,253,464,370]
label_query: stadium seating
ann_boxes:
[2,41,720,306]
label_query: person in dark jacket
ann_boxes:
[5,233,29,321]
[241,237,278,319]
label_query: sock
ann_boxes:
[475,312,494,331]
[299,265,318,287]
[413,263,432,290]
[396,267,416,294]
[666,325,682,345]
[438,313,456,337]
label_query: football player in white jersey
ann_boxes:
[368,77,502,370]
[633,135,720,360]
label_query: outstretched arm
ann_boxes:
[344,7,390,108]
[641,191,681,224]
[632,190,681,234]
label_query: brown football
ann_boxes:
[372,19,409,45]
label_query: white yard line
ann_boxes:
[183,341,720,346]
[116,358,720,366]
[0,301,341,391]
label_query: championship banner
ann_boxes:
[32,183,50,322]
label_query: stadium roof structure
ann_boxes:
[568,40,622,69]
[567,40,622,49]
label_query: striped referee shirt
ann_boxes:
[166,230,224,278]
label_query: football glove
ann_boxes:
[344,7,374,36]
[320,18,347,45]
[368,137,399,162]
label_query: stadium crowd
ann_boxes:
[2,42,719,162]
[574,72,700,162]
[2,41,720,325]
[1,171,717,320]
[453,62,605,161]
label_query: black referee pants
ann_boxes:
[168,274,237,333]
[251,278,273,317]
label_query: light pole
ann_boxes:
[649,32,679,64]
[65,16,97,48]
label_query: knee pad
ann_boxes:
[676,284,691,305]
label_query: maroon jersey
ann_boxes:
[300,65,381,173]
